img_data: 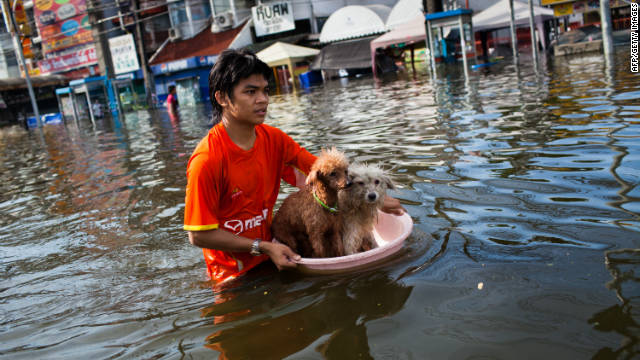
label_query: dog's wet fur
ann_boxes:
[272,148,349,258]
[339,163,395,255]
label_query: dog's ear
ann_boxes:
[306,169,318,185]
[382,174,395,190]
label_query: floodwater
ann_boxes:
[1,47,639,359]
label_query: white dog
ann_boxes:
[339,163,395,255]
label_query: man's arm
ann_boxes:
[188,229,301,270]
[382,195,405,216]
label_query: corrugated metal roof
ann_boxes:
[149,23,245,65]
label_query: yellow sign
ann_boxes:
[541,0,574,5]
[554,3,574,17]
[35,0,53,10]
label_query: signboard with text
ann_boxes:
[108,34,140,74]
[33,0,93,54]
[38,45,97,74]
[251,1,295,37]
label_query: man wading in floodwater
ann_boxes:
[183,49,404,283]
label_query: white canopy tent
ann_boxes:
[319,5,392,44]
[257,42,320,67]
[473,0,554,49]
[386,0,423,30]
[256,42,320,92]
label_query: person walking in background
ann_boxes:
[92,99,103,118]
[166,85,179,117]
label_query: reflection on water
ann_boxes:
[1,47,639,359]
[202,268,412,360]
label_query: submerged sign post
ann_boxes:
[251,1,294,37]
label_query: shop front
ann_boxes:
[68,76,117,124]
[150,55,215,106]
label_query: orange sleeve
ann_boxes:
[280,130,316,175]
[184,153,221,231]
[278,129,317,187]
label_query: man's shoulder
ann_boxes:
[257,123,291,142]
[190,128,226,163]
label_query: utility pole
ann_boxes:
[88,0,114,78]
[599,0,614,58]
[528,0,539,70]
[131,0,154,106]
[508,0,519,62]
[1,0,41,127]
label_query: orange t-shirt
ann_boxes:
[184,122,316,283]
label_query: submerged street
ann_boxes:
[1,47,639,359]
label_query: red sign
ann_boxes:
[33,0,93,54]
[38,46,97,74]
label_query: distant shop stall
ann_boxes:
[0,75,67,125]
[108,34,148,112]
[150,55,216,106]
[68,76,117,125]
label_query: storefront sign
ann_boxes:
[251,1,295,37]
[198,55,218,66]
[108,34,140,74]
[554,3,573,17]
[150,55,217,75]
[151,57,199,74]
[541,0,573,5]
[38,46,97,74]
[33,0,93,54]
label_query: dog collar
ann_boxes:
[313,191,338,213]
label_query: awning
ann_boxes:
[472,0,554,31]
[386,0,423,30]
[372,16,425,52]
[371,17,426,76]
[149,23,245,66]
[256,42,319,67]
[310,37,374,70]
[0,74,67,91]
[319,5,391,44]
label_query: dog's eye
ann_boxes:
[330,171,337,177]
[374,179,380,185]
[357,181,365,186]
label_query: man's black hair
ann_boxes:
[208,48,272,124]
[168,85,176,93]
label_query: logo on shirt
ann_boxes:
[223,208,269,234]
[224,219,243,234]
[231,187,243,200]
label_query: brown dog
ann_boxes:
[272,148,350,258]
[339,163,395,255]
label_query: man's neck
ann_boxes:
[222,115,256,151]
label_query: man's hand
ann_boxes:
[261,241,301,271]
[381,195,405,216]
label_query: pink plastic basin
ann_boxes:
[295,211,413,275]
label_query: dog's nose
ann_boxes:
[367,193,377,201]
[345,180,353,188]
